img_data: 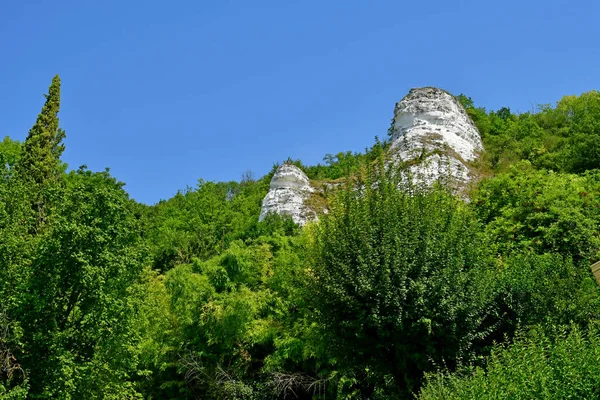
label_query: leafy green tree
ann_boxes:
[0,136,22,170]
[307,163,495,397]
[485,253,600,346]
[145,177,270,271]
[558,91,600,172]
[177,237,295,398]
[0,152,31,398]
[473,162,600,262]
[459,90,600,174]
[136,229,311,399]
[135,270,189,399]
[13,168,148,398]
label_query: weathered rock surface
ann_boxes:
[259,164,316,226]
[258,87,483,225]
[389,87,483,187]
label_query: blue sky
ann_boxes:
[1,0,598,204]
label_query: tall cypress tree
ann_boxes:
[17,74,65,186]
[17,75,66,228]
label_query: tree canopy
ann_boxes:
[2,77,600,398]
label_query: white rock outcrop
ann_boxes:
[258,88,483,225]
[259,164,316,226]
[389,87,483,186]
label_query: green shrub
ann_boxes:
[419,324,600,400]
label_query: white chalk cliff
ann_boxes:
[259,164,316,226]
[389,87,483,186]
[259,87,483,225]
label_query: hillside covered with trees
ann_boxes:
[1,76,600,399]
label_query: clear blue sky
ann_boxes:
[1,0,598,204]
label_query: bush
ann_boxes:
[419,324,600,400]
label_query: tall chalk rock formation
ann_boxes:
[259,164,316,226]
[258,87,483,225]
[389,87,483,186]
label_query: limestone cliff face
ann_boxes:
[389,87,483,186]
[258,87,483,225]
[259,164,316,226]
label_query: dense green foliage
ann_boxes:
[308,166,494,397]
[0,137,21,170]
[2,77,600,398]
[142,178,270,270]
[458,90,600,173]
[419,324,600,400]
[473,163,600,262]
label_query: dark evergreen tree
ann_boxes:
[18,74,65,186]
